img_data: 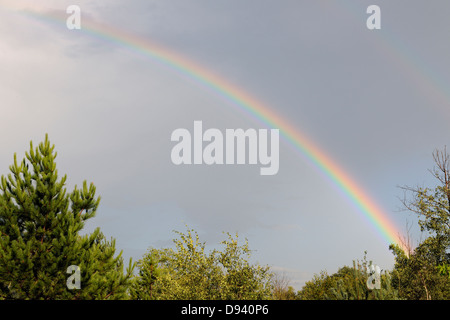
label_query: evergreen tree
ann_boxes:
[0,135,134,299]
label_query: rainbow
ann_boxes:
[331,1,450,116]
[9,5,405,250]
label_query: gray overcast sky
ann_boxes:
[1,0,450,289]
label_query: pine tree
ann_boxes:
[0,135,134,299]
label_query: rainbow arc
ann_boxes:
[9,6,406,251]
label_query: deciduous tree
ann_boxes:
[130,227,273,300]
[391,147,450,299]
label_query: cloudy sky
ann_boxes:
[1,0,450,289]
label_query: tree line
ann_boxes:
[0,136,449,299]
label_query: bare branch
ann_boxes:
[398,221,414,257]
[271,271,292,300]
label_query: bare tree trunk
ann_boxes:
[419,274,431,300]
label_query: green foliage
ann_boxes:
[437,263,450,278]
[0,135,134,299]
[5,138,450,301]
[275,286,297,300]
[390,240,450,299]
[296,271,332,300]
[298,148,450,300]
[390,148,450,300]
[297,253,400,300]
[326,260,399,300]
[130,227,273,300]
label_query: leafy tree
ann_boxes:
[390,242,450,300]
[0,135,134,299]
[325,259,399,300]
[390,147,450,299]
[296,270,332,300]
[130,227,273,300]
[399,148,450,254]
[279,286,297,300]
[297,253,400,300]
